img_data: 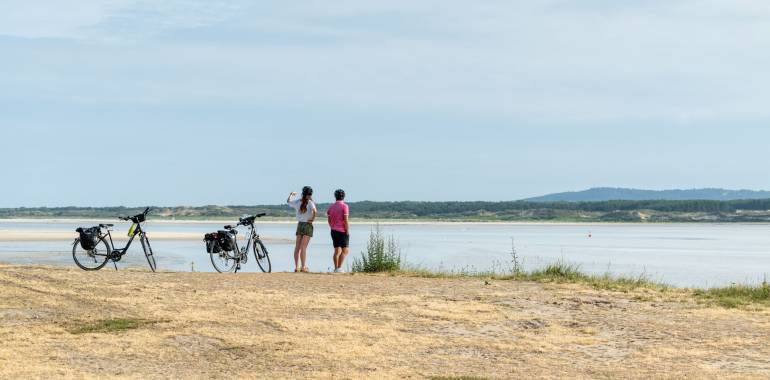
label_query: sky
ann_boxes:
[1,0,770,207]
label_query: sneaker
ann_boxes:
[334,268,340,273]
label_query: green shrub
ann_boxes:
[351,225,401,273]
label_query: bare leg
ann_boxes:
[333,247,342,269]
[293,235,302,271]
[338,247,350,270]
[300,235,312,271]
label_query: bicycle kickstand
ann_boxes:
[113,260,118,271]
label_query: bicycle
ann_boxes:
[72,207,157,272]
[204,213,271,273]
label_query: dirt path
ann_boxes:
[0,265,768,379]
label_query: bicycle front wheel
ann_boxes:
[253,239,271,273]
[140,234,157,272]
[210,250,237,273]
[73,238,111,271]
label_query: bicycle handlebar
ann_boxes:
[118,207,151,222]
[237,213,267,226]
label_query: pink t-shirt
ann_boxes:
[326,201,349,233]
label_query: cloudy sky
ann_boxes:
[2,1,769,207]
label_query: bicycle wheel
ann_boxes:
[140,234,157,272]
[253,239,271,273]
[210,250,237,273]
[72,238,110,271]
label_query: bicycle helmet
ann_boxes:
[302,186,313,197]
[334,189,345,200]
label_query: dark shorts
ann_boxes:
[296,222,314,237]
[331,230,349,248]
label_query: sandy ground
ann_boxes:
[0,230,290,243]
[1,265,769,379]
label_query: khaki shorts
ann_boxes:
[296,222,314,237]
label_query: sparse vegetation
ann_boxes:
[356,231,767,307]
[398,261,669,294]
[694,281,770,308]
[67,318,159,334]
[351,225,401,273]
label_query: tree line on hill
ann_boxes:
[2,199,770,222]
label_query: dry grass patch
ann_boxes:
[2,265,770,379]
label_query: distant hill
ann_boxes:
[524,188,770,202]
[4,198,770,222]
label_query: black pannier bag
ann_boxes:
[76,227,99,250]
[217,230,235,251]
[204,232,221,253]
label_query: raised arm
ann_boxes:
[286,192,297,204]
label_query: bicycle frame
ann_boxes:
[231,224,259,259]
[101,223,145,257]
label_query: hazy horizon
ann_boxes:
[3,1,770,207]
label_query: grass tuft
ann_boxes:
[694,282,770,308]
[526,261,586,281]
[67,318,159,334]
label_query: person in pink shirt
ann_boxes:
[326,189,350,272]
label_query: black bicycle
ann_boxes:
[204,213,271,273]
[72,207,157,272]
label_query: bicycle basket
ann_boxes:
[217,230,235,251]
[76,226,100,250]
[204,232,221,253]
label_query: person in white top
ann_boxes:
[287,186,317,272]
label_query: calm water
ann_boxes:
[1,221,768,288]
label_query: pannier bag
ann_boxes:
[217,230,236,252]
[204,232,221,253]
[76,227,100,251]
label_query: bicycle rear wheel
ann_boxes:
[140,234,157,272]
[210,250,237,272]
[73,238,111,271]
[253,239,271,273]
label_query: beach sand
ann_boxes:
[0,230,291,243]
[0,265,768,379]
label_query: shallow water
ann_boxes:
[1,221,768,287]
